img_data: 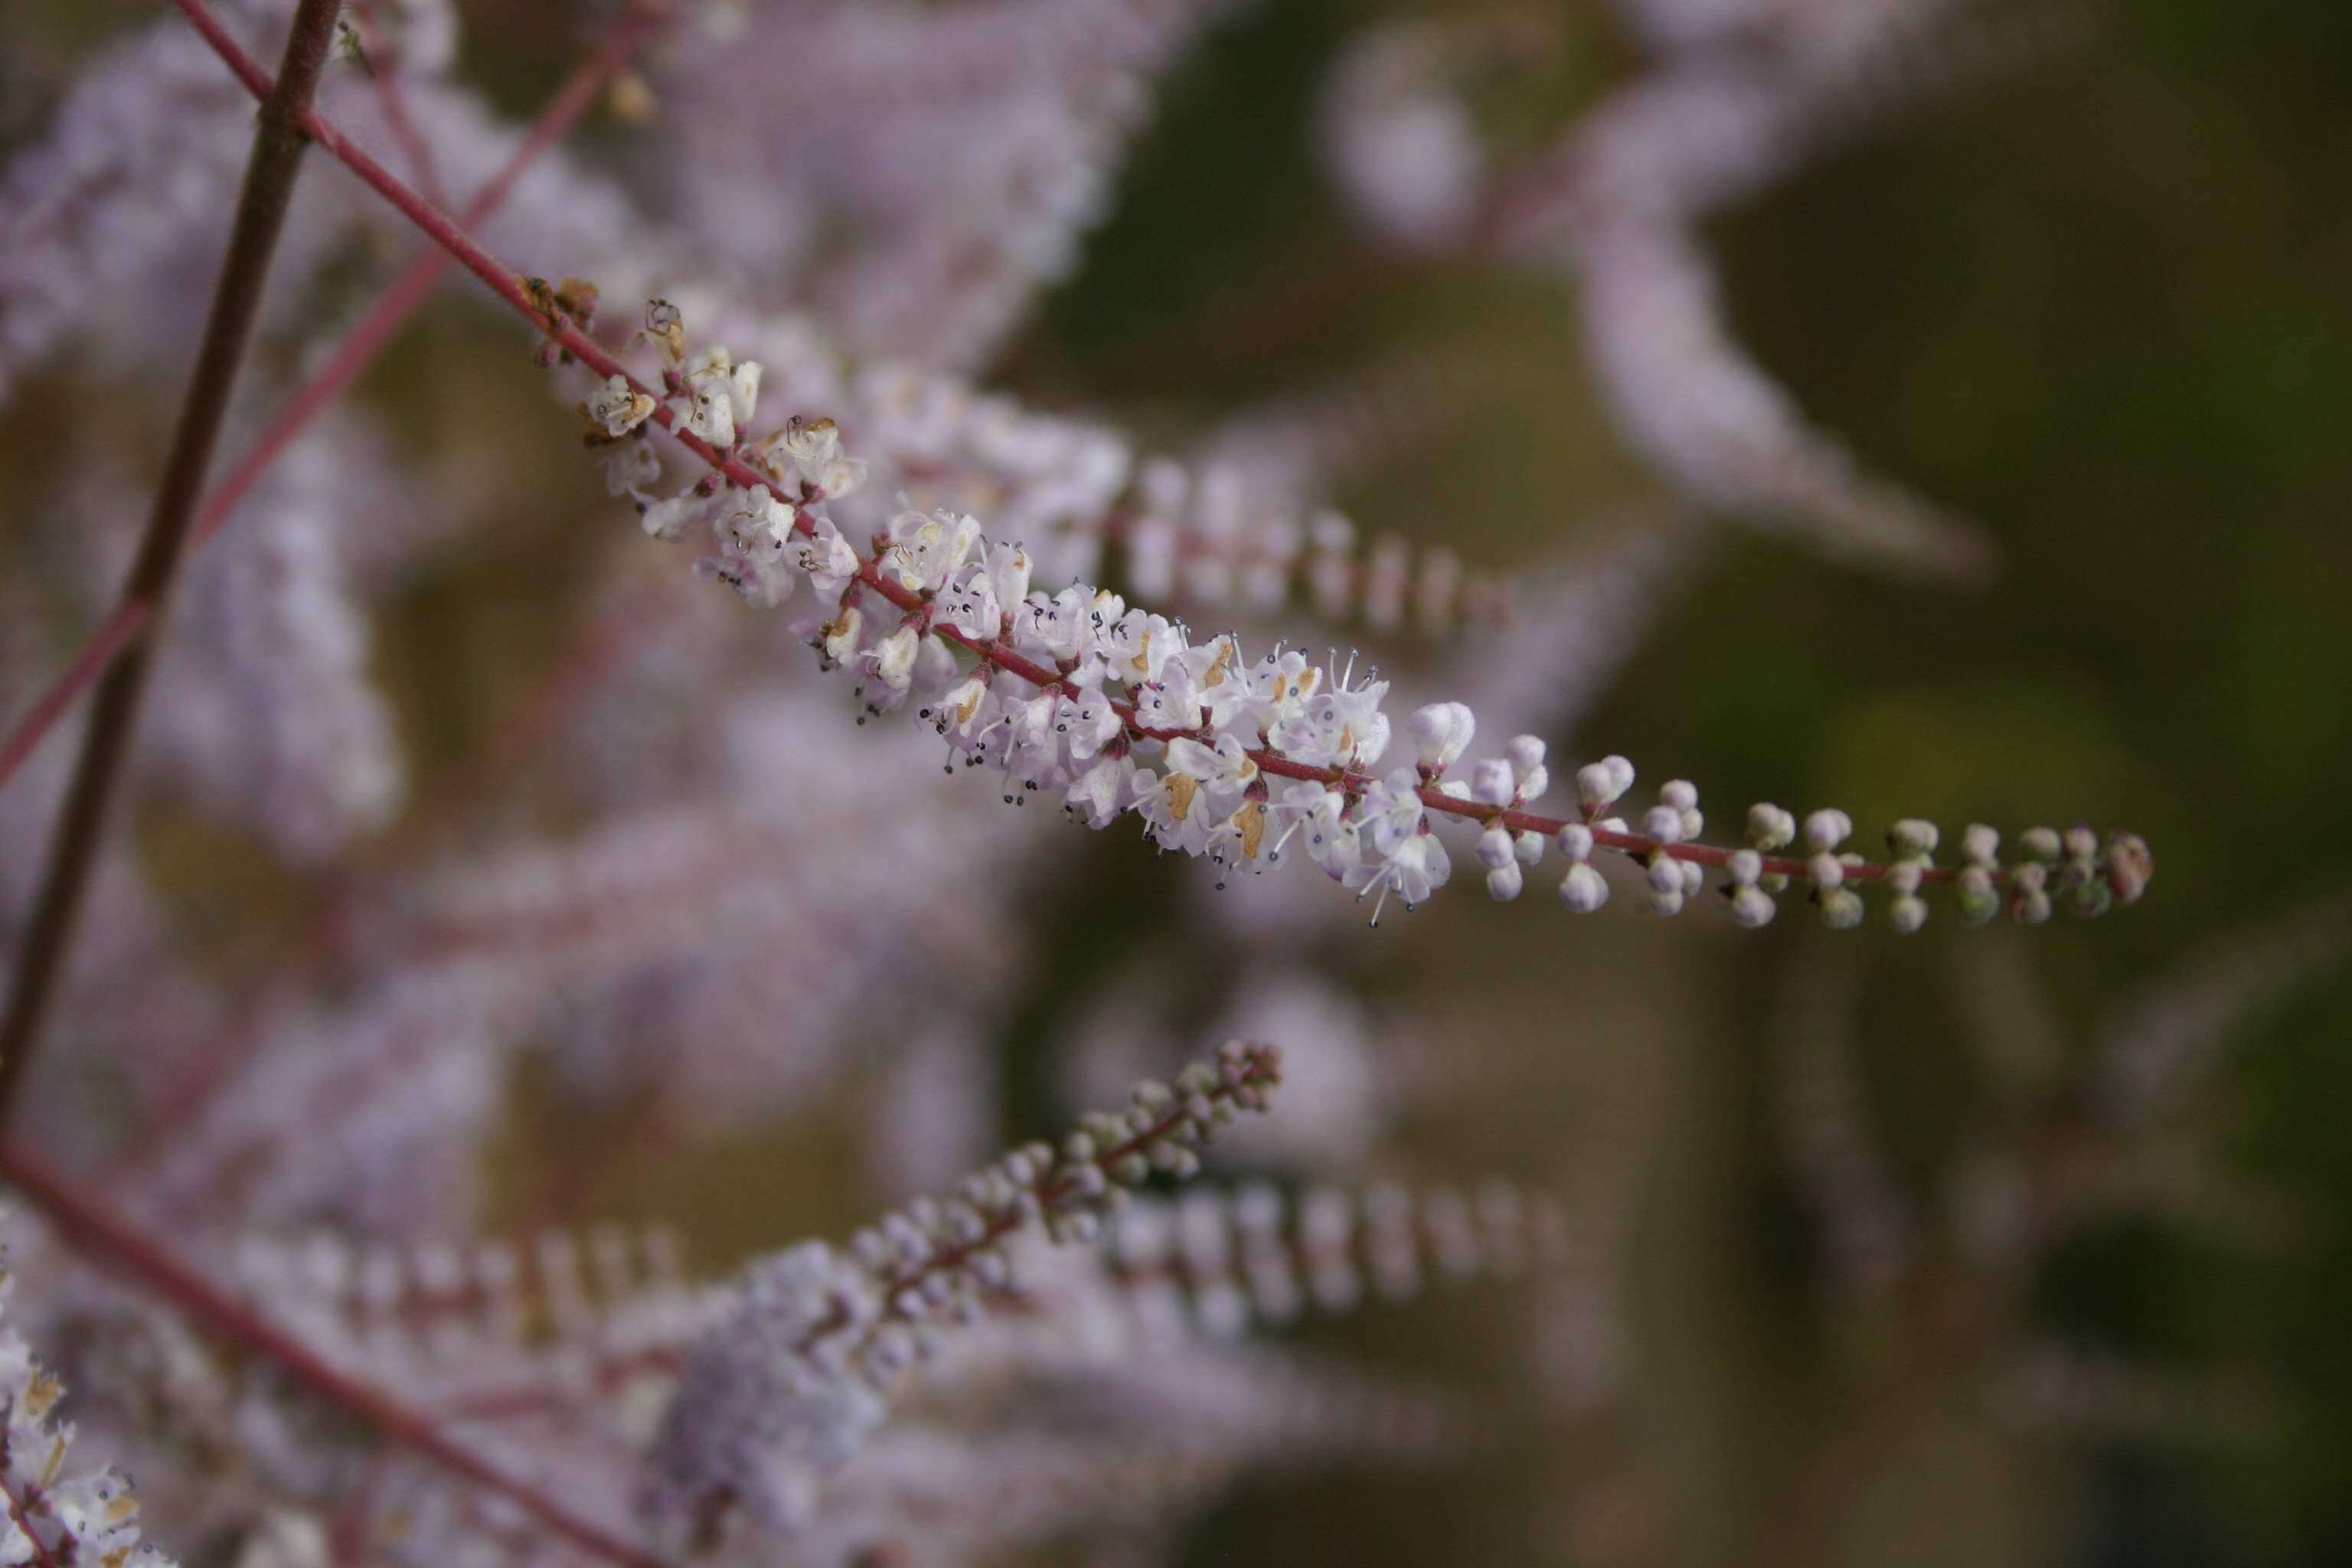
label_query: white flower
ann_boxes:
[599,439,661,502]
[580,373,655,438]
[1268,782,1354,871]
[1181,635,1253,731]
[933,573,1002,641]
[1267,661,1390,770]
[816,453,869,498]
[1066,755,1133,827]
[773,414,844,478]
[1354,769,1425,858]
[790,517,863,599]
[1202,798,1272,876]
[1018,586,1095,664]
[882,508,982,594]
[933,674,991,740]
[1240,647,1321,734]
[985,541,1033,609]
[726,358,763,433]
[681,345,740,446]
[1056,692,1122,762]
[633,298,686,364]
[1344,828,1452,920]
[1098,608,1179,684]
[819,606,865,667]
[720,485,796,557]
[642,486,718,541]
[865,625,917,691]
[1132,662,1206,733]
[1134,767,1214,855]
[1165,733,1259,809]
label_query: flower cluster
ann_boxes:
[598,306,2148,933]
[644,1040,1281,1543]
[2,1239,176,1566]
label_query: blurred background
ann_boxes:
[5,1,2352,1565]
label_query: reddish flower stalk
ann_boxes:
[350,0,452,212]
[0,0,348,1129]
[165,2,2032,900]
[0,8,659,797]
[165,0,2164,938]
[795,1045,1285,1363]
[0,1142,671,1568]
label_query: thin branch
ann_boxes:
[0,0,346,1127]
[0,12,658,796]
[0,1142,670,1568]
[351,0,452,211]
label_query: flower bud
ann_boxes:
[1560,863,1609,912]
[1475,826,1517,871]
[1887,819,1939,858]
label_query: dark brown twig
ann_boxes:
[0,0,348,1126]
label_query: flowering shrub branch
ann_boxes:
[646,1040,1282,1543]
[169,0,2149,934]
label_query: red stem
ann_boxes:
[352,0,452,212]
[0,1468,64,1568]
[0,11,656,798]
[0,1142,671,1568]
